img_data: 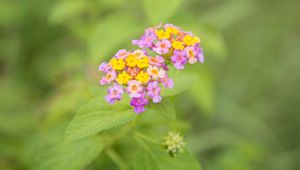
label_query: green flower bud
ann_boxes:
[162,131,185,157]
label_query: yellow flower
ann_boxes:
[125,54,137,67]
[155,30,170,39]
[110,58,125,70]
[116,71,131,84]
[183,35,200,46]
[172,41,184,50]
[137,56,149,68]
[166,27,179,35]
[136,71,150,84]
[109,58,117,65]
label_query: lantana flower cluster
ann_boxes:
[132,23,204,70]
[99,49,173,113]
[99,24,204,113]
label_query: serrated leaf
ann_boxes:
[142,0,182,24]
[161,67,198,97]
[89,13,142,61]
[134,143,201,170]
[64,97,136,143]
[33,136,103,170]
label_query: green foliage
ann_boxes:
[142,0,183,24]
[64,97,136,143]
[89,12,143,61]
[33,135,103,170]
[161,67,198,97]
[134,142,201,170]
[49,0,90,24]
[1,0,300,170]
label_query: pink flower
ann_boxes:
[126,67,140,77]
[115,49,128,59]
[195,46,204,63]
[130,95,149,114]
[149,56,165,67]
[161,75,174,89]
[132,29,156,48]
[184,46,197,64]
[98,62,111,73]
[126,80,143,98]
[105,84,124,104]
[100,70,116,85]
[171,50,187,70]
[147,65,165,80]
[147,81,162,103]
[153,39,171,55]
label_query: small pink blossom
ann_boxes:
[115,49,128,59]
[147,81,162,103]
[98,62,111,73]
[105,84,124,104]
[127,80,143,98]
[149,56,165,67]
[130,95,149,114]
[100,70,116,85]
[153,39,171,55]
[161,75,174,89]
[171,50,187,70]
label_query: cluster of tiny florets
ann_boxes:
[99,23,204,113]
[132,23,204,69]
[99,49,173,113]
[162,131,186,157]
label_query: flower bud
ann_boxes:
[162,131,185,157]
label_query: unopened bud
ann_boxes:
[162,131,185,157]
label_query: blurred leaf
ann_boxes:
[161,67,198,97]
[44,82,91,124]
[201,28,227,60]
[146,98,176,121]
[49,0,90,24]
[33,135,103,170]
[142,0,182,24]
[134,142,201,170]
[0,113,36,135]
[89,13,142,62]
[189,71,215,114]
[64,97,136,143]
[0,1,22,25]
[202,0,254,29]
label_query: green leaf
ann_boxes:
[89,13,142,62]
[201,0,254,29]
[161,67,198,97]
[64,97,136,143]
[142,0,182,24]
[189,72,215,114]
[134,143,201,170]
[145,98,176,121]
[33,136,103,170]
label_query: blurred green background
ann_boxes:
[1,0,300,169]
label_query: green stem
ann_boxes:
[106,148,128,170]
